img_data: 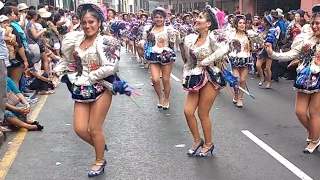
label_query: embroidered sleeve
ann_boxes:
[142,25,151,41]
[54,31,84,73]
[200,30,229,66]
[167,26,181,44]
[183,33,198,65]
[183,34,199,72]
[269,32,304,61]
[88,35,120,83]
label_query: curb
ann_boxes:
[0,131,4,146]
[25,90,38,100]
[30,90,38,99]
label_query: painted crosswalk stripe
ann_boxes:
[241,130,313,180]
[170,73,181,82]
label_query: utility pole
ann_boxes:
[176,0,178,12]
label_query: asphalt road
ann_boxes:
[1,50,320,180]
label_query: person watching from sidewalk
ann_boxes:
[4,76,43,131]
[0,15,18,65]
[1,6,28,91]
[26,60,55,95]
[17,3,28,30]
[0,1,9,137]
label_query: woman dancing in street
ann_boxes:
[142,7,179,110]
[265,5,320,153]
[181,5,229,156]
[228,15,251,108]
[54,4,120,176]
[255,14,275,88]
[136,12,149,66]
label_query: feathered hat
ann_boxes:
[205,5,219,30]
[212,7,227,29]
[77,3,105,21]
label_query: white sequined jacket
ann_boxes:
[140,25,180,53]
[228,31,251,58]
[269,31,320,75]
[182,30,229,78]
[54,31,121,88]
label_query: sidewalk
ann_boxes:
[0,131,4,145]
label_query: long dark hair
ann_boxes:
[234,15,246,30]
[0,6,12,17]
[234,15,250,50]
[26,10,38,21]
[79,8,103,35]
[262,16,271,30]
[52,12,61,25]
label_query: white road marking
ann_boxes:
[241,130,313,180]
[170,73,181,82]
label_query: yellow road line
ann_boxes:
[0,95,48,180]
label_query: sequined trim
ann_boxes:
[294,88,320,94]
[147,51,176,65]
[230,57,250,68]
[182,69,225,92]
[70,83,106,102]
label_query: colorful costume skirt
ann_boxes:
[258,43,279,58]
[230,57,250,68]
[61,75,109,103]
[182,67,226,92]
[294,72,320,94]
[146,51,176,65]
[127,34,138,41]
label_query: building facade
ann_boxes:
[300,0,320,13]
[213,0,315,16]
[159,0,207,12]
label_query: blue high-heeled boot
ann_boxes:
[196,144,214,157]
[187,139,204,156]
[88,160,107,177]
